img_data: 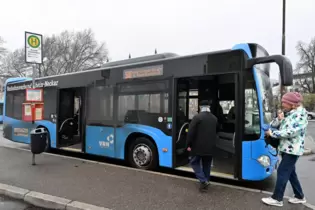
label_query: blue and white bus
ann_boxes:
[2,43,293,181]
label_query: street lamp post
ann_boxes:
[282,0,286,56]
[280,0,286,97]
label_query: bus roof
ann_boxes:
[99,53,178,69]
[12,41,275,86]
[5,48,233,85]
[5,77,31,86]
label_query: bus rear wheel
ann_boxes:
[128,137,158,170]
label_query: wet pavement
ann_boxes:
[283,121,315,205]
[0,195,47,210]
[305,120,315,152]
[0,146,312,210]
[0,123,314,209]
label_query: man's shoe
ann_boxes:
[261,197,283,207]
[199,182,210,192]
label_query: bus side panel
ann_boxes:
[3,117,33,143]
[3,116,57,148]
[115,124,173,168]
[85,125,115,158]
[36,121,57,148]
[242,139,278,180]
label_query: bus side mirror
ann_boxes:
[246,55,293,86]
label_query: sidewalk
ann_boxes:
[305,135,315,154]
[0,146,312,210]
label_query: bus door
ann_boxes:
[57,87,85,152]
[173,78,190,167]
[215,73,242,179]
[173,78,201,167]
[174,74,242,179]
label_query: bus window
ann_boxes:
[138,94,161,113]
[189,98,198,119]
[118,95,136,121]
[118,80,169,123]
[163,93,169,113]
[244,72,260,139]
[5,90,24,120]
[188,90,198,119]
[87,85,114,123]
[255,68,274,124]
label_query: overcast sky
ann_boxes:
[1,0,314,79]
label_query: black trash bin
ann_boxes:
[30,128,47,154]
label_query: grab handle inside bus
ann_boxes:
[246,55,293,86]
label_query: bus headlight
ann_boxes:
[257,155,271,167]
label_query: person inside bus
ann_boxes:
[262,92,308,207]
[186,100,218,192]
[227,106,235,121]
[210,101,225,126]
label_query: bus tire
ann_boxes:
[45,129,51,152]
[128,137,158,170]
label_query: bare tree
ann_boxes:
[294,38,315,93]
[0,36,7,59]
[0,48,31,77]
[1,28,109,78]
[41,28,109,76]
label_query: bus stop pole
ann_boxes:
[32,64,36,165]
[280,0,286,98]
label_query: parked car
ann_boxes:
[307,111,315,120]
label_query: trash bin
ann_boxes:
[30,128,47,154]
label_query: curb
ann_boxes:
[0,183,314,210]
[0,183,111,210]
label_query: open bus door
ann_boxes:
[174,73,243,180]
[173,78,190,167]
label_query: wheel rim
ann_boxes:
[308,116,311,120]
[132,143,152,167]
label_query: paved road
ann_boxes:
[0,146,311,210]
[0,123,314,208]
[283,121,315,204]
[305,121,315,152]
[0,195,47,210]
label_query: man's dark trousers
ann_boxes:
[189,155,213,183]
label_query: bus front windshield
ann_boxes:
[256,70,274,124]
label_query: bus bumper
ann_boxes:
[242,140,278,181]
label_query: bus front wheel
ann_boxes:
[128,137,158,170]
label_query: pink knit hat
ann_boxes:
[281,92,303,106]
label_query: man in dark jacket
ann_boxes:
[186,100,218,192]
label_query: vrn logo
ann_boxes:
[99,141,110,148]
[99,134,114,148]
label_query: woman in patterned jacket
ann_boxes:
[262,92,308,207]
